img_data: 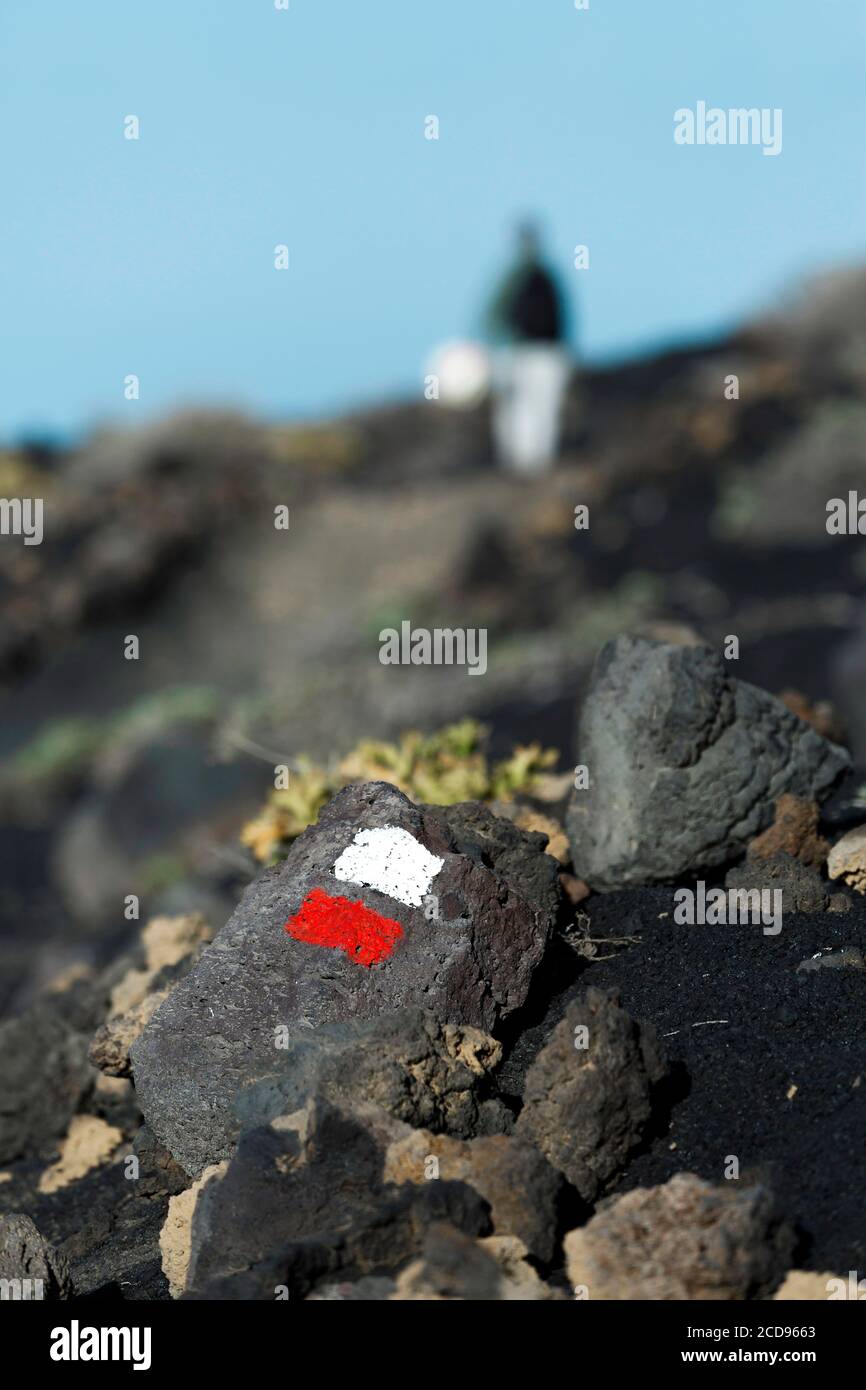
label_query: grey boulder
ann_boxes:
[566,637,849,890]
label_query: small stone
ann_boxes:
[747,794,829,870]
[725,852,828,914]
[234,1008,509,1144]
[390,1224,504,1300]
[564,1173,795,1300]
[0,1003,93,1164]
[827,825,866,894]
[796,947,865,974]
[89,989,169,1078]
[515,987,668,1202]
[0,1213,71,1299]
[186,1097,491,1299]
[382,1130,563,1262]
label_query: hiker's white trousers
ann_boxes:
[492,345,570,475]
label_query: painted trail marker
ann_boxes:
[332,825,444,907]
[284,887,403,968]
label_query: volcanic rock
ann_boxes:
[382,1129,563,1263]
[0,1213,71,1299]
[564,1173,795,1300]
[234,1007,509,1143]
[515,987,668,1201]
[389,1223,505,1300]
[0,1002,93,1163]
[566,638,849,890]
[827,824,866,893]
[390,1227,560,1300]
[89,913,213,1078]
[186,1097,491,1299]
[160,1162,228,1298]
[747,793,829,870]
[131,782,558,1175]
[13,1123,188,1300]
[725,852,828,913]
[90,992,169,1079]
[479,1235,563,1299]
[568,889,866,1274]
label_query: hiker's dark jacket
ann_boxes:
[488,259,565,343]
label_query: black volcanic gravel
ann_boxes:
[501,887,866,1276]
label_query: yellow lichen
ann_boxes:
[240,721,561,864]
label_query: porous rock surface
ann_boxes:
[515,986,668,1202]
[234,1007,509,1143]
[389,1223,534,1301]
[827,824,866,893]
[381,1129,563,1263]
[0,1212,71,1299]
[185,1097,492,1299]
[724,851,829,913]
[747,793,829,870]
[131,782,559,1175]
[566,637,849,890]
[389,1223,506,1301]
[89,913,213,1079]
[564,1173,795,1300]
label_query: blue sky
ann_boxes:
[2,0,866,441]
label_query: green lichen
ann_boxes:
[3,685,222,801]
[8,717,105,783]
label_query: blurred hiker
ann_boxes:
[487,222,571,475]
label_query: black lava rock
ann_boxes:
[131,782,559,1175]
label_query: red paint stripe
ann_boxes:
[284,887,403,968]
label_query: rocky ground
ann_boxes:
[3,266,866,1300]
[2,636,865,1300]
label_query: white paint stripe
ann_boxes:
[332,825,444,908]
